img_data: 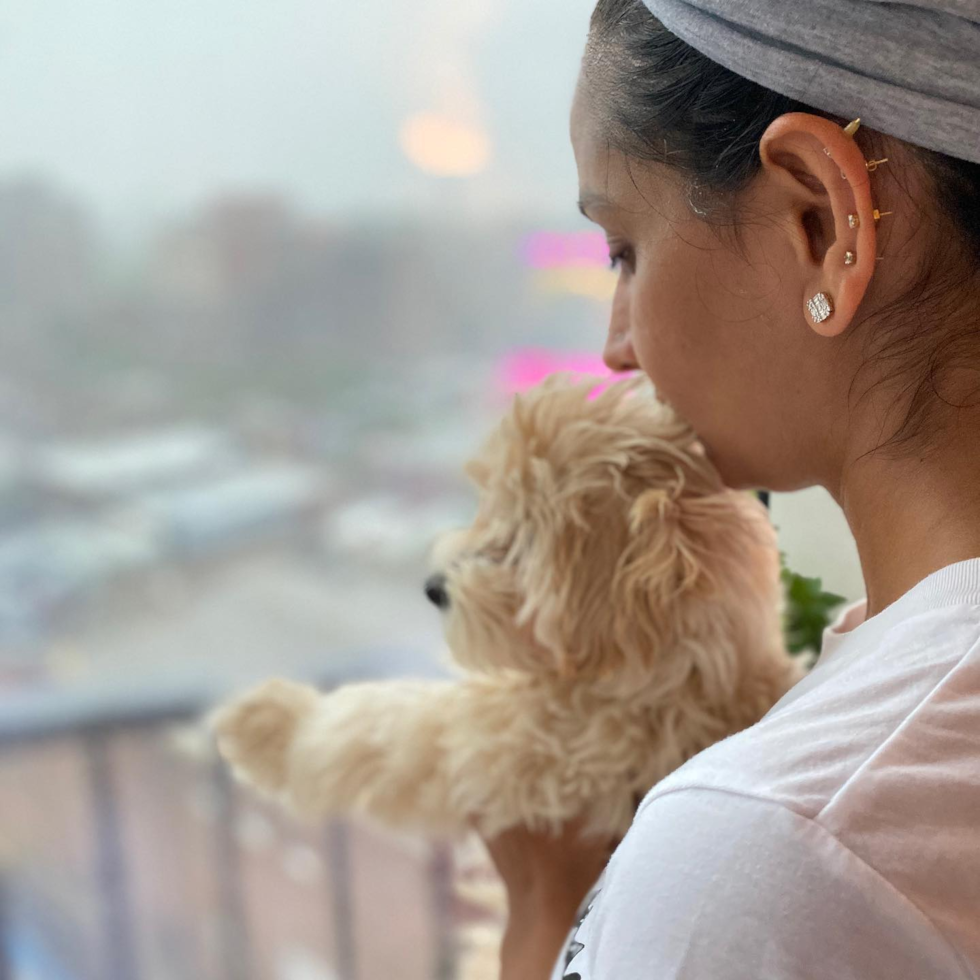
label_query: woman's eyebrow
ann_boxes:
[577,191,618,219]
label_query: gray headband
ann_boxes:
[640,0,980,165]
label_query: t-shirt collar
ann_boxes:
[815,556,980,667]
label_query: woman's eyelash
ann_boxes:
[608,247,631,270]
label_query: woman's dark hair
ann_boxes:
[586,0,980,461]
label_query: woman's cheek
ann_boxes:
[630,270,679,389]
[638,299,711,429]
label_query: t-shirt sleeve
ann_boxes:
[558,787,970,980]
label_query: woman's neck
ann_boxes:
[831,432,980,619]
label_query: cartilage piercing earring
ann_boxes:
[848,213,860,229]
[844,250,856,265]
[872,209,893,222]
[807,292,834,323]
[833,118,862,177]
[866,157,889,172]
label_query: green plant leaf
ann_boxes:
[778,551,848,656]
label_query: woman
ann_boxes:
[481,1,980,977]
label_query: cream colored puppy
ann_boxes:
[212,374,803,841]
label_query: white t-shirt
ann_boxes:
[551,556,980,980]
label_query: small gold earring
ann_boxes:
[843,118,861,138]
[848,213,860,229]
[872,209,893,222]
[866,158,889,172]
[844,250,856,265]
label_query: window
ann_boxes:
[0,3,616,978]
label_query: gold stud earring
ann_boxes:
[843,118,861,138]
[866,157,889,172]
[807,292,834,323]
[848,213,860,229]
[844,250,856,265]
[872,209,893,222]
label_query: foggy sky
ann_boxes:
[0,0,595,238]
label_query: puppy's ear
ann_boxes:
[619,487,697,594]
[612,486,735,645]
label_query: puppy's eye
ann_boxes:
[479,542,511,563]
[495,532,533,565]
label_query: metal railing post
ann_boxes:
[0,861,13,980]
[429,841,457,980]
[83,730,141,980]
[325,819,357,980]
[211,758,254,980]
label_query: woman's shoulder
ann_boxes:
[557,785,974,979]
[632,597,980,822]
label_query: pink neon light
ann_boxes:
[520,231,609,269]
[496,348,635,399]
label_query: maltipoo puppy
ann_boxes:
[212,373,803,841]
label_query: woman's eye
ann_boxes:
[608,246,633,271]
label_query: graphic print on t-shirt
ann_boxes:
[561,886,601,979]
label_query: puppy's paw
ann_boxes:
[210,678,319,794]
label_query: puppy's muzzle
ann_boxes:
[424,572,450,610]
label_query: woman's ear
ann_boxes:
[758,112,880,339]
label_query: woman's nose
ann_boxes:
[602,325,638,373]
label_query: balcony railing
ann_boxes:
[0,663,463,980]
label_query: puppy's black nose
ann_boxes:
[424,572,450,610]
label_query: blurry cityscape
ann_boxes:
[0,0,863,974]
[0,0,622,973]
[0,171,616,980]
[0,172,615,688]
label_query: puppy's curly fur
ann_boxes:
[212,374,803,841]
